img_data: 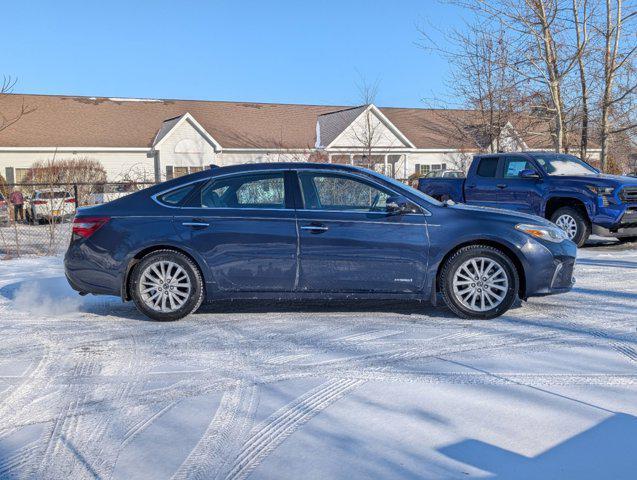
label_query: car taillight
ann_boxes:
[72,216,110,239]
[32,200,47,205]
[65,198,76,204]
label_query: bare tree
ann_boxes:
[597,0,637,171]
[571,0,593,159]
[0,76,36,133]
[350,77,383,171]
[446,0,591,152]
[419,20,532,161]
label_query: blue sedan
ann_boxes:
[64,163,576,321]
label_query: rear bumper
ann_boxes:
[64,242,124,296]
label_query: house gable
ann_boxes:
[323,104,415,150]
[152,112,222,151]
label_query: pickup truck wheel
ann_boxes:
[440,245,519,319]
[550,207,590,247]
[130,250,204,321]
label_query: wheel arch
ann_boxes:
[434,239,527,300]
[544,195,590,221]
[122,245,207,301]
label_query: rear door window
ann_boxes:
[200,172,286,209]
[476,158,499,178]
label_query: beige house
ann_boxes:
[0,93,593,184]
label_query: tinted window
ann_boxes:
[299,173,391,212]
[476,158,499,178]
[200,173,285,209]
[158,184,197,206]
[503,158,534,178]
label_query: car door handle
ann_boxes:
[182,221,210,228]
[301,224,329,232]
[496,184,507,189]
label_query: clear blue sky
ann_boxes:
[4,0,468,108]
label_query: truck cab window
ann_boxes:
[476,158,499,178]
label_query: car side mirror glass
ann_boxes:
[519,169,540,179]
[386,195,418,215]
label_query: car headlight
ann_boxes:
[515,223,569,243]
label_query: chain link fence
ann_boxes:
[0,181,155,259]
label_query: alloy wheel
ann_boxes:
[555,214,578,240]
[452,257,509,312]
[139,260,192,312]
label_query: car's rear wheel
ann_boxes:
[440,245,519,319]
[550,206,590,247]
[130,250,204,321]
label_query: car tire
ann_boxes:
[550,206,590,247]
[130,250,204,321]
[440,245,519,319]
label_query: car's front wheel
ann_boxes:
[440,245,519,319]
[130,250,204,321]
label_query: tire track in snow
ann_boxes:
[0,441,39,478]
[588,328,637,363]
[171,381,258,480]
[224,378,365,480]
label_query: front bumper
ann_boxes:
[592,200,637,237]
[592,205,637,237]
[520,237,577,298]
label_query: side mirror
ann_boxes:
[519,169,541,179]
[386,195,419,215]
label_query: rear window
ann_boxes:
[38,191,69,199]
[476,158,499,178]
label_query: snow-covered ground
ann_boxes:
[0,241,636,479]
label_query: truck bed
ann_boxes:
[418,176,466,202]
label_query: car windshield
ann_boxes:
[366,170,443,206]
[534,154,598,176]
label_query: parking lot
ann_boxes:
[0,240,636,479]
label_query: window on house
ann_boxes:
[416,164,447,175]
[165,165,204,180]
[15,168,30,184]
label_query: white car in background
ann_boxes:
[88,183,140,205]
[25,189,76,224]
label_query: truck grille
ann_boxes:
[620,187,637,203]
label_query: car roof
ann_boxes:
[474,151,576,159]
[209,162,369,175]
